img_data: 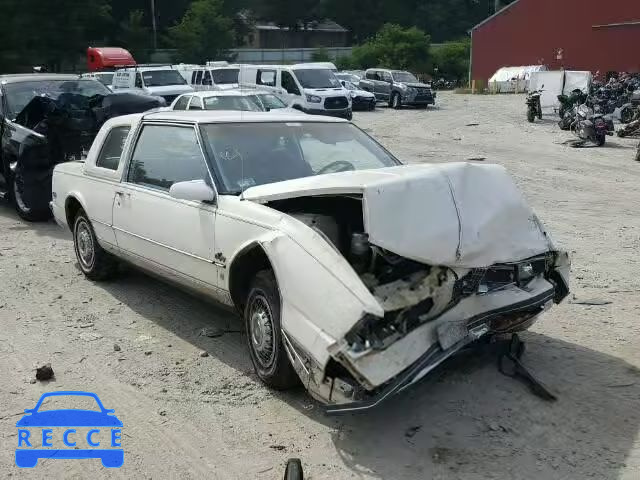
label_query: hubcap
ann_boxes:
[249,295,275,368]
[75,220,95,269]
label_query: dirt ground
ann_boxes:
[1,92,640,479]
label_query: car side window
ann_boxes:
[128,125,209,192]
[203,71,212,86]
[366,71,375,80]
[257,69,276,87]
[135,73,143,88]
[96,126,131,170]
[382,72,392,82]
[188,96,203,110]
[196,70,204,85]
[281,71,300,95]
[173,95,191,110]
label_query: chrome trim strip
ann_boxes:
[112,226,217,265]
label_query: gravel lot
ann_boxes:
[1,92,640,479]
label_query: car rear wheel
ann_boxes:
[284,458,304,480]
[245,270,298,389]
[12,172,51,222]
[391,93,402,109]
[73,209,118,281]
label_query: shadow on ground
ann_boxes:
[3,201,638,479]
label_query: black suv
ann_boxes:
[0,74,162,220]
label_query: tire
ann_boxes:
[391,93,402,109]
[345,110,353,121]
[73,209,118,281]
[245,270,298,389]
[635,144,640,162]
[527,108,535,123]
[621,107,634,124]
[595,133,606,147]
[284,458,304,480]
[12,172,51,222]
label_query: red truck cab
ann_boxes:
[87,47,136,72]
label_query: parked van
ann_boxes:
[111,66,193,104]
[238,64,352,119]
[175,63,240,91]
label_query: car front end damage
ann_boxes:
[244,163,570,412]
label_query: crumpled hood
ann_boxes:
[243,163,555,268]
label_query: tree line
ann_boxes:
[0,0,513,74]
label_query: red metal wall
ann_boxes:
[472,0,640,82]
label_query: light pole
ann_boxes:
[150,0,158,51]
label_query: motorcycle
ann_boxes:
[526,86,543,123]
[617,118,640,138]
[570,104,613,147]
[557,89,587,118]
[619,90,640,124]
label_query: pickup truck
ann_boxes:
[359,69,435,109]
[51,110,569,413]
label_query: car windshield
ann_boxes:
[37,395,101,412]
[200,122,399,194]
[342,81,357,91]
[141,70,187,87]
[392,71,419,83]
[211,68,239,85]
[252,93,287,110]
[293,69,341,89]
[203,96,261,111]
[3,79,111,119]
[337,74,360,84]
[96,73,114,86]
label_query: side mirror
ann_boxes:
[169,179,216,202]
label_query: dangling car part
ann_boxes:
[0,74,165,221]
[51,112,570,413]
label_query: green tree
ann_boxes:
[349,24,431,72]
[169,0,235,63]
[431,39,470,82]
[118,10,152,63]
[311,47,331,62]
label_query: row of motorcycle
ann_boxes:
[526,74,640,155]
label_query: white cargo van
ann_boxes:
[111,66,193,104]
[238,64,352,119]
[176,64,240,91]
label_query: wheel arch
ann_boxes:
[64,194,88,231]
[228,242,275,313]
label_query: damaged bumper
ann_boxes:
[285,255,569,414]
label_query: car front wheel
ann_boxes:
[245,270,299,389]
[73,209,118,281]
[12,172,51,222]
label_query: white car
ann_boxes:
[51,111,570,412]
[337,79,376,111]
[169,90,296,113]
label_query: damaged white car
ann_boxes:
[50,111,570,413]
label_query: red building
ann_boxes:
[471,0,640,83]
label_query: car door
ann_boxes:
[379,71,393,100]
[112,123,220,292]
[280,70,302,107]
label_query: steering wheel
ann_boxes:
[316,160,355,175]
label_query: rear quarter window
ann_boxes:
[96,126,131,170]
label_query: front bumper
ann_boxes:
[302,107,352,119]
[352,96,376,110]
[325,283,557,414]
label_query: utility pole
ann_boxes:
[150,0,158,51]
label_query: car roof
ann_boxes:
[0,74,83,84]
[186,90,272,98]
[118,110,348,125]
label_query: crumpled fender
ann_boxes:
[237,215,384,368]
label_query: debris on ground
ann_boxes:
[270,445,287,451]
[199,351,209,358]
[200,327,225,338]
[466,157,486,162]
[144,351,152,356]
[405,426,422,439]
[465,123,480,127]
[113,343,121,352]
[35,364,54,381]
[569,297,612,306]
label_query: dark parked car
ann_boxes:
[0,74,163,220]
[359,69,435,109]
